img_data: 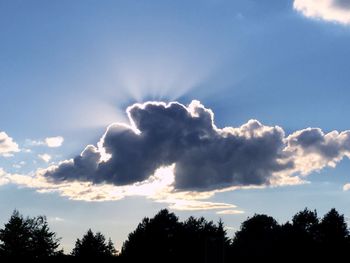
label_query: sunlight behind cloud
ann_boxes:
[112,51,216,102]
[0,164,240,212]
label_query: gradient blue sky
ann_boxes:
[1,0,350,252]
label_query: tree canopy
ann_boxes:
[0,207,349,262]
[72,229,116,258]
[0,210,61,259]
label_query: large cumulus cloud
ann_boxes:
[43,100,350,193]
[43,101,291,191]
[294,0,350,25]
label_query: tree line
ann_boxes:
[0,208,349,262]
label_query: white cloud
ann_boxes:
[26,136,64,148]
[343,183,350,191]
[0,164,241,212]
[45,136,64,148]
[48,217,64,222]
[216,209,245,215]
[38,154,52,163]
[0,168,10,186]
[166,200,237,211]
[294,0,350,25]
[0,131,19,156]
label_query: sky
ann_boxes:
[1,0,350,252]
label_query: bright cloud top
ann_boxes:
[0,131,19,157]
[294,0,350,24]
[1,100,350,211]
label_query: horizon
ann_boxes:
[1,0,350,253]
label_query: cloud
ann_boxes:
[38,154,52,163]
[0,165,239,211]
[216,209,245,215]
[0,168,10,186]
[48,217,64,222]
[2,100,350,211]
[293,0,350,25]
[26,136,64,148]
[0,131,19,156]
[166,200,237,211]
[39,100,350,197]
[343,183,350,191]
[44,101,301,192]
[285,128,350,179]
[43,100,350,193]
[45,136,64,148]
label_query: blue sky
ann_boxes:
[1,0,350,252]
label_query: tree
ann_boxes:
[231,214,280,260]
[319,208,349,252]
[72,229,116,258]
[121,209,182,263]
[182,216,230,263]
[121,209,230,263]
[292,208,319,235]
[290,208,320,254]
[0,210,61,259]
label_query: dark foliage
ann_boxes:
[0,208,349,262]
[0,210,61,260]
[72,229,117,259]
[120,209,230,263]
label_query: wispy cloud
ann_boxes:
[26,136,64,148]
[216,209,245,215]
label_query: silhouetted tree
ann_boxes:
[0,210,61,259]
[121,209,182,262]
[292,208,319,236]
[231,214,280,260]
[181,216,230,263]
[72,229,116,259]
[1,207,350,262]
[319,208,349,254]
[121,209,230,263]
[289,208,320,256]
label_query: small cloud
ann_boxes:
[0,132,19,156]
[2,153,15,158]
[26,136,64,148]
[49,217,64,222]
[294,0,350,25]
[45,136,64,148]
[38,154,52,163]
[343,183,350,191]
[216,209,245,215]
[25,139,45,146]
[167,200,237,211]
